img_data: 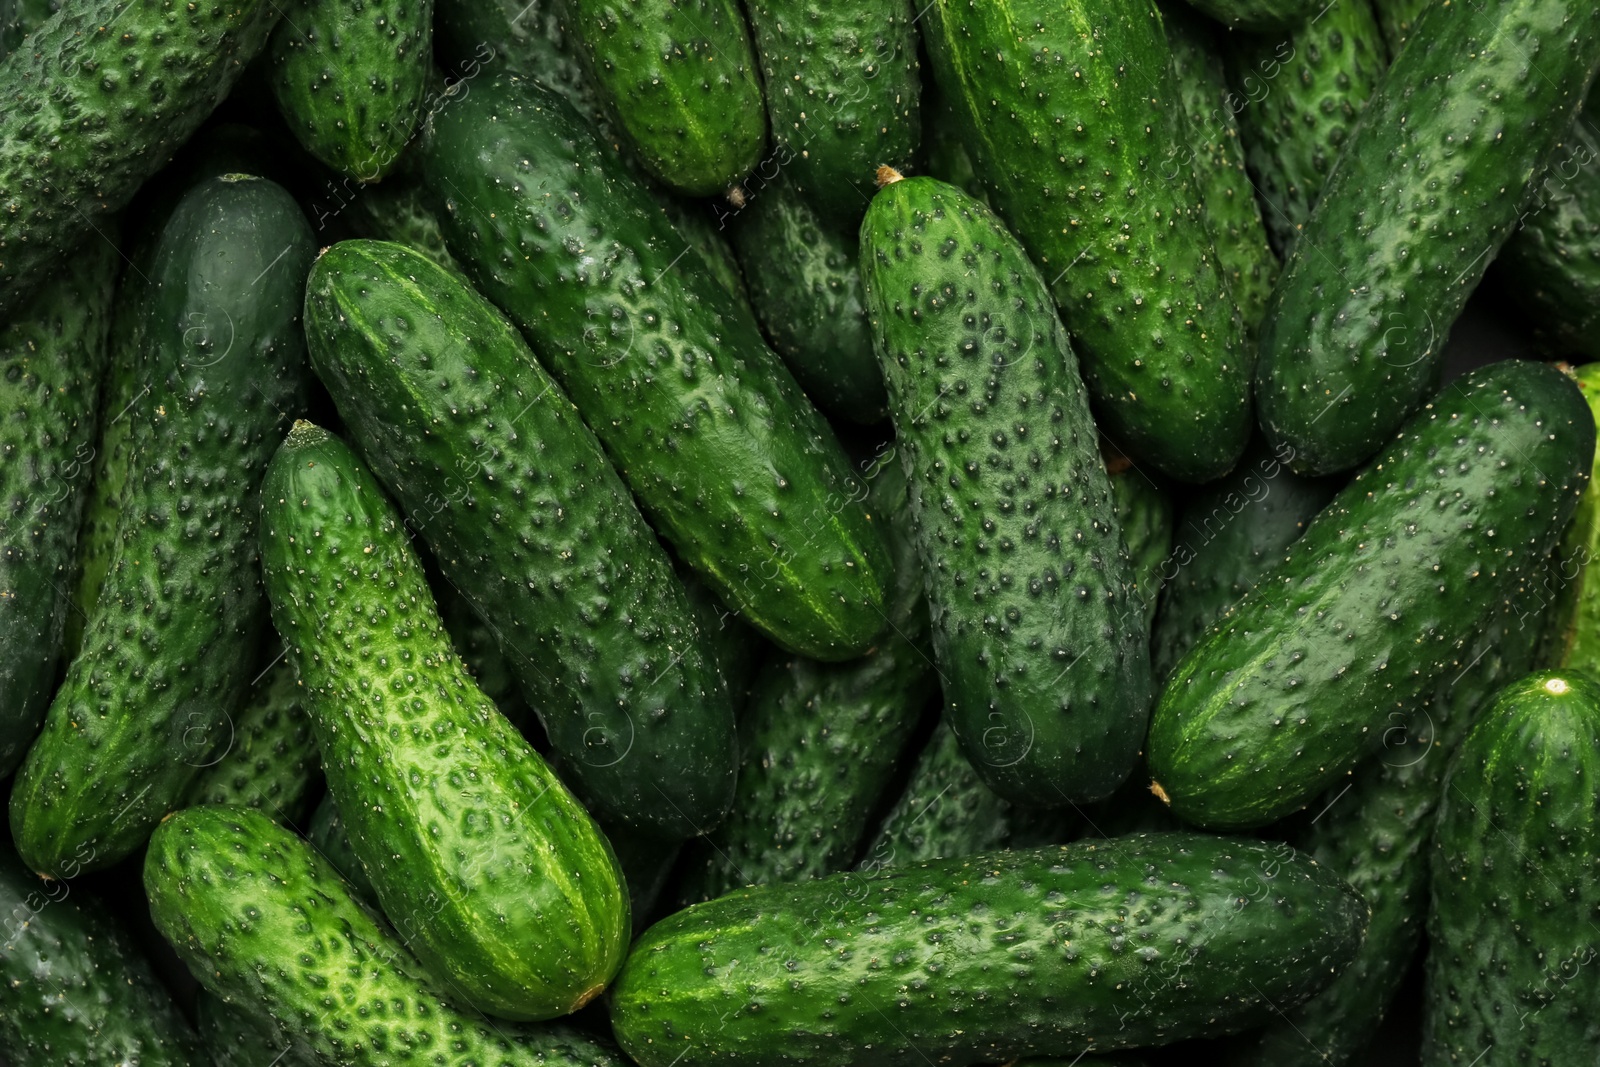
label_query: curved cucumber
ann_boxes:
[417,72,891,662]
[1148,360,1593,829]
[1540,362,1600,670]
[1182,0,1326,31]
[196,993,316,1067]
[861,174,1152,805]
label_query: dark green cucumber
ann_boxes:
[674,456,934,902]
[0,836,204,1066]
[341,174,467,276]
[1373,0,1429,52]
[196,993,316,1067]
[1161,0,1279,336]
[1539,363,1600,670]
[418,72,892,662]
[437,0,601,120]
[660,194,755,313]
[145,806,634,1067]
[603,820,684,925]
[1422,671,1600,1065]
[1106,452,1174,633]
[861,174,1152,805]
[564,0,766,196]
[1150,438,1337,680]
[11,175,314,876]
[0,0,280,313]
[730,180,886,424]
[1182,0,1327,31]
[438,581,530,727]
[1148,360,1593,829]
[743,0,921,223]
[259,422,629,1020]
[1255,0,1600,476]
[681,569,764,709]
[305,239,736,837]
[0,237,118,780]
[1225,0,1388,257]
[923,0,1251,483]
[921,82,989,206]
[304,791,375,904]
[610,832,1368,1067]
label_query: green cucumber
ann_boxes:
[0,836,204,1065]
[438,581,530,728]
[1106,452,1174,634]
[417,72,892,662]
[1182,0,1327,32]
[860,174,1152,805]
[341,174,467,277]
[304,238,737,837]
[730,181,886,425]
[304,791,375,904]
[11,174,315,876]
[921,83,988,206]
[1254,0,1600,476]
[0,237,118,780]
[1225,0,1388,256]
[1373,0,1429,52]
[1422,671,1600,1065]
[564,0,766,196]
[436,0,601,123]
[1147,360,1593,830]
[196,993,317,1067]
[661,194,755,313]
[1540,363,1600,670]
[923,0,1252,483]
[743,0,921,223]
[610,832,1369,1067]
[0,0,280,313]
[603,820,684,925]
[259,422,629,1020]
[145,805,634,1067]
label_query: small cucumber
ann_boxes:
[196,993,316,1067]
[1540,362,1600,670]
[304,791,375,904]
[1106,452,1175,633]
[1182,0,1327,32]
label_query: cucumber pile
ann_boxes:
[1,0,1599,1064]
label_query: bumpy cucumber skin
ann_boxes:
[0,0,279,313]
[661,195,755,314]
[924,0,1251,483]
[1255,0,1600,476]
[744,0,921,223]
[0,238,117,780]
[611,833,1368,1067]
[1183,0,1326,31]
[438,581,530,726]
[731,181,886,425]
[305,240,736,838]
[304,791,375,904]
[418,73,891,662]
[145,806,634,1067]
[1539,363,1600,670]
[922,83,989,206]
[565,0,766,195]
[858,718,1014,868]
[675,458,933,902]
[1161,1,1279,337]
[1150,439,1336,680]
[1226,0,1388,257]
[1422,671,1600,1065]
[861,176,1152,805]
[1107,458,1174,634]
[1373,0,1429,51]
[197,994,317,1067]
[11,176,314,876]
[259,424,629,1021]
[1148,361,1594,830]
[0,838,205,1066]
[437,0,600,119]
[341,175,467,276]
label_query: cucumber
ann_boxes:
[743,0,921,223]
[923,0,1252,483]
[304,791,375,904]
[681,569,764,710]
[603,820,684,925]
[1150,438,1337,680]
[417,72,892,662]
[304,239,737,837]
[1147,360,1593,830]
[1373,0,1429,52]
[564,0,766,196]
[1540,363,1600,669]
[1161,0,1279,336]
[11,175,315,876]
[438,581,530,728]
[1225,0,1388,256]
[1106,452,1174,633]
[259,422,630,1021]
[729,180,886,424]
[145,805,635,1067]
[674,456,934,902]
[1254,0,1600,476]
[1423,670,1600,1065]
[436,0,601,124]
[921,83,988,206]
[0,836,204,1066]
[860,173,1152,805]
[0,237,118,780]
[197,993,317,1067]
[660,194,755,313]
[1182,0,1326,32]
[0,0,281,313]
[341,174,467,277]
[610,832,1369,1067]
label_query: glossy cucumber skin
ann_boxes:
[0,0,279,314]
[145,806,634,1067]
[1255,0,1600,476]
[196,993,317,1067]
[565,0,766,195]
[1539,363,1600,670]
[436,0,600,121]
[11,176,314,876]
[744,0,921,223]
[1183,0,1326,31]
[860,175,1152,805]
[1107,457,1174,634]
[1148,361,1594,829]
[1422,671,1600,1065]
[304,791,375,904]
[418,73,892,662]
[923,0,1251,483]
[1225,0,1388,256]
[259,423,629,1021]
[0,238,118,780]
[610,833,1368,1067]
